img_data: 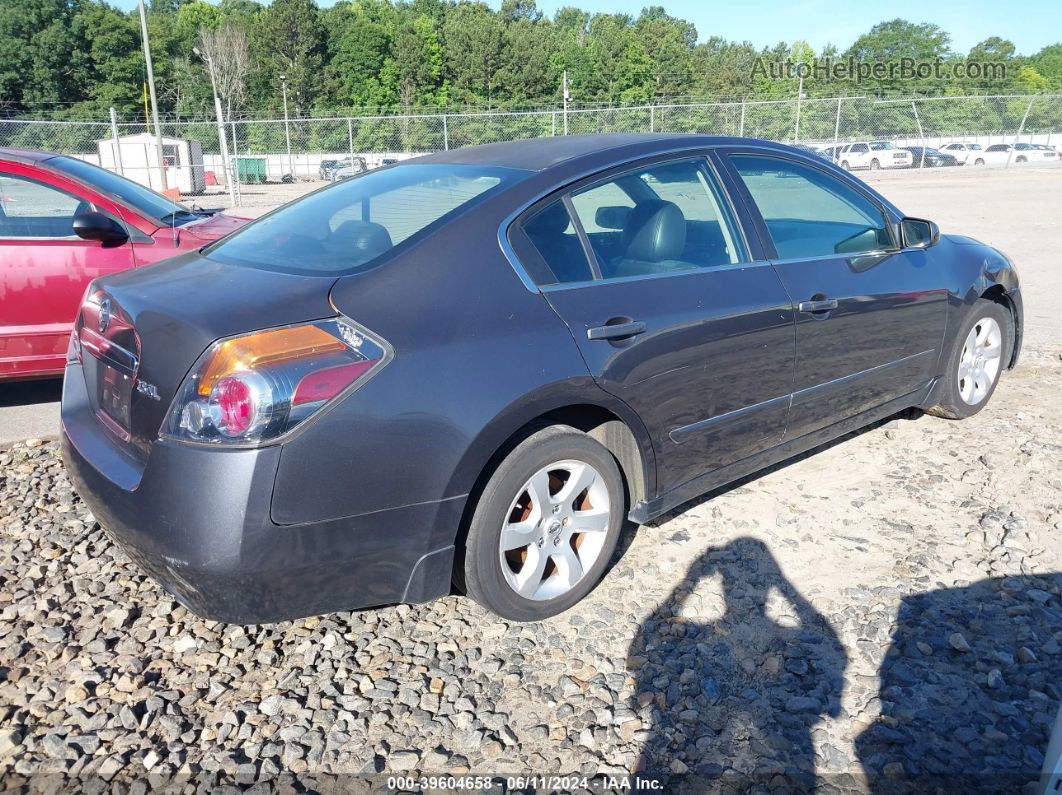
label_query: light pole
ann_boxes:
[280,74,292,179]
[193,46,237,207]
[137,0,167,191]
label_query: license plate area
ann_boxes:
[97,363,133,442]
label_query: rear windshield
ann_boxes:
[205,163,525,275]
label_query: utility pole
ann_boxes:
[137,0,167,191]
[562,70,569,136]
[280,74,292,178]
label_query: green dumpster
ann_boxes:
[236,157,267,184]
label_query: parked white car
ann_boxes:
[330,156,368,182]
[939,142,986,165]
[834,141,913,170]
[981,143,1059,165]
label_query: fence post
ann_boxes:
[214,97,236,207]
[833,96,842,152]
[1006,96,1035,169]
[347,117,355,164]
[650,103,655,133]
[739,99,746,137]
[442,114,449,151]
[551,111,556,137]
[911,100,926,169]
[108,107,125,177]
[230,120,241,205]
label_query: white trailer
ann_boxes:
[97,133,205,195]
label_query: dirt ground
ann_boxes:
[1,164,1060,792]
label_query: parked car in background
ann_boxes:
[330,156,368,182]
[318,159,339,181]
[62,134,1022,623]
[0,147,249,379]
[902,147,959,167]
[939,142,985,165]
[1013,142,1058,162]
[834,141,913,170]
[980,143,1053,165]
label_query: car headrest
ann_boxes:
[333,220,393,259]
[622,200,686,262]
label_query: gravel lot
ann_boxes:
[1,164,1061,791]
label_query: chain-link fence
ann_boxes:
[2,94,1059,207]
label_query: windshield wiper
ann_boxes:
[158,209,200,226]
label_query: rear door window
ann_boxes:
[567,158,746,280]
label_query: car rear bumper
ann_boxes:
[61,365,462,623]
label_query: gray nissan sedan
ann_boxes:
[62,134,1023,622]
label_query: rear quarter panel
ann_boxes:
[269,207,646,535]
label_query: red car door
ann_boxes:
[0,162,137,378]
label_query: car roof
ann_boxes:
[0,146,57,164]
[414,133,779,172]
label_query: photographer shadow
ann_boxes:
[627,537,847,792]
[856,573,1062,793]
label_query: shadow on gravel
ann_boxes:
[0,377,62,407]
[856,573,1062,794]
[626,537,847,792]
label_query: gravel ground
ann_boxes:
[2,341,1060,791]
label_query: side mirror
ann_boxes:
[73,211,128,245]
[900,217,940,249]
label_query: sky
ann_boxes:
[113,0,1060,56]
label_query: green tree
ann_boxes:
[844,19,952,95]
[635,6,695,99]
[253,0,325,115]
[443,2,506,106]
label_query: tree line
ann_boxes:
[2,0,1061,123]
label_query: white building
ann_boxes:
[96,133,205,195]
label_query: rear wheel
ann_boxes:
[974,158,985,166]
[841,160,850,170]
[927,299,1010,419]
[460,426,624,621]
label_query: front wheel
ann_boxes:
[1016,156,1027,163]
[460,426,625,621]
[870,158,880,170]
[927,299,1010,419]
[841,160,850,170]
[974,158,985,166]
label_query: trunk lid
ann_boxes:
[76,252,338,459]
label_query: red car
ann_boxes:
[0,147,249,379]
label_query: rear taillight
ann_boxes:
[162,318,391,446]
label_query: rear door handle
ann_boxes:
[587,320,647,340]
[798,298,839,314]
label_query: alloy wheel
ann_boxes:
[958,316,1003,405]
[498,459,611,601]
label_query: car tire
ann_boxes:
[927,299,1010,420]
[974,158,985,166]
[841,160,850,170]
[870,158,880,170]
[1016,156,1027,163]
[460,425,625,621]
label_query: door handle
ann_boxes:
[798,298,839,314]
[587,320,647,340]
